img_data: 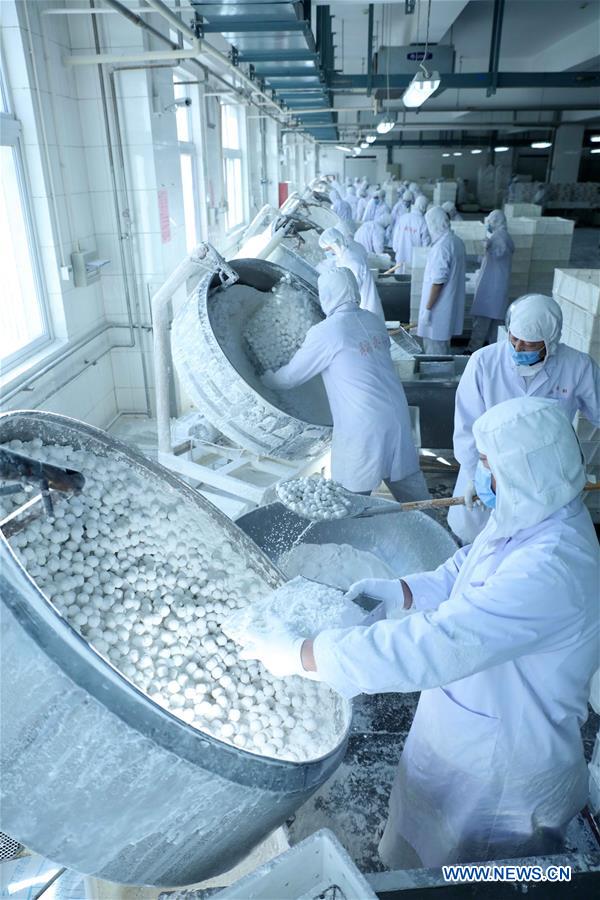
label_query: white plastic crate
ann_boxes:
[450,220,486,256]
[434,181,457,206]
[504,202,542,218]
[553,269,600,316]
[215,829,378,900]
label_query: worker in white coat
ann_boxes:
[391,195,430,270]
[362,190,390,224]
[391,190,413,228]
[467,210,515,352]
[354,214,390,255]
[345,185,359,220]
[263,268,429,501]
[319,227,385,321]
[417,206,466,355]
[441,200,462,221]
[330,189,353,222]
[355,187,369,222]
[236,397,599,868]
[449,292,600,542]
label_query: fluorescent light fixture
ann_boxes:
[494,145,509,152]
[376,116,395,134]
[591,148,600,154]
[360,141,369,149]
[365,134,376,143]
[402,70,441,108]
[531,141,552,149]
[335,145,352,152]
[353,145,362,155]
[442,152,451,157]
[590,135,600,142]
[453,151,462,157]
[471,149,483,155]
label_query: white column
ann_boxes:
[549,125,584,183]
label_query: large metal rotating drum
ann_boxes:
[0,411,350,887]
[172,259,332,460]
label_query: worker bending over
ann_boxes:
[449,292,600,542]
[467,210,514,353]
[238,398,599,869]
[319,227,384,321]
[263,268,429,502]
[354,214,390,256]
[417,206,466,355]
[441,201,462,221]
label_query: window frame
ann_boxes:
[0,107,53,372]
[173,70,201,252]
[220,101,248,233]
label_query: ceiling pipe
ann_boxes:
[487,0,506,97]
[103,0,171,45]
[143,0,285,119]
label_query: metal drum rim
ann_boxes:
[0,410,351,792]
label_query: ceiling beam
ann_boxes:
[330,72,600,90]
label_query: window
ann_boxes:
[0,76,50,371]
[173,71,199,252]
[221,103,246,231]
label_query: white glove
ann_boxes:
[423,308,433,326]
[464,478,477,510]
[345,578,405,619]
[239,626,316,680]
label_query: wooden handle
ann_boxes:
[382,263,402,276]
[398,482,600,513]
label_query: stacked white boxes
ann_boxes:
[504,203,542,218]
[433,181,457,206]
[552,268,600,521]
[528,217,575,294]
[410,246,430,327]
[506,217,537,300]
[450,220,486,257]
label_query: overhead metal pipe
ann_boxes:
[366,4,374,97]
[103,0,170,45]
[487,0,506,97]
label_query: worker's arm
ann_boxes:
[427,282,445,310]
[421,221,432,247]
[310,548,589,698]
[575,355,600,428]
[264,324,336,390]
[373,226,385,255]
[453,355,487,473]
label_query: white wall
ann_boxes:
[391,146,494,190]
[318,145,388,184]
[1,0,288,433]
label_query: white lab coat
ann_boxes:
[449,341,600,541]
[314,497,600,866]
[345,193,359,219]
[471,228,515,319]
[354,220,385,255]
[332,197,353,222]
[391,198,409,226]
[417,231,466,342]
[392,210,431,266]
[362,198,390,223]
[356,196,368,221]
[337,246,385,321]
[266,306,419,492]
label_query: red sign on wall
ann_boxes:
[158,189,171,244]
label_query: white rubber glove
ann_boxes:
[423,308,433,326]
[345,577,405,619]
[239,627,316,680]
[464,478,477,510]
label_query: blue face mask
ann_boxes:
[474,461,496,509]
[509,343,543,366]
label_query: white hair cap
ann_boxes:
[318,227,347,255]
[402,190,414,203]
[318,266,360,316]
[485,209,507,231]
[414,195,429,214]
[506,294,563,358]
[441,201,456,215]
[425,204,449,239]
[473,397,585,539]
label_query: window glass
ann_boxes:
[224,157,243,230]
[180,152,197,252]
[0,144,48,366]
[221,104,240,150]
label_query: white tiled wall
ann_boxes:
[1,1,301,434]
